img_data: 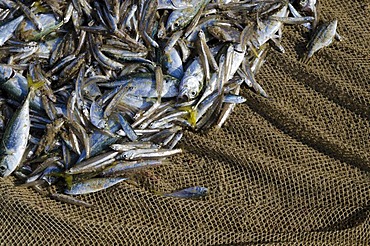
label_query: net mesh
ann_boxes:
[1,1,369,245]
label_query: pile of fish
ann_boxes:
[0,0,339,206]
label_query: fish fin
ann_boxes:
[27,75,44,90]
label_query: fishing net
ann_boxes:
[1,1,369,245]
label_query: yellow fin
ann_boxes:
[178,106,197,127]
[27,75,44,89]
[64,175,73,189]
[250,44,260,58]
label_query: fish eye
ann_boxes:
[173,22,180,29]
[0,165,6,173]
[190,91,197,97]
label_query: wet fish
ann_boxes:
[64,177,128,195]
[0,16,24,46]
[0,91,31,177]
[178,58,204,101]
[305,20,338,60]
[164,186,208,199]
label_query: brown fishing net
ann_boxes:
[1,1,369,245]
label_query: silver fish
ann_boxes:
[164,186,208,199]
[178,58,204,101]
[253,5,288,48]
[306,20,338,60]
[0,15,24,46]
[64,177,128,195]
[0,91,31,177]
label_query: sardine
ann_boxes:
[0,16,24,46]
[178,58,204,101]
[0,91,31,177]
[305,20,338,60]
[64,177,128,195]
[164,186,208,199]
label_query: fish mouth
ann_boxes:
[177,88,190,102]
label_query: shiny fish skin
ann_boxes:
[0,15,24,46]
[178,58,204,101]
[66,151,119,175]
[76,119,121,163]
[223,94,246,104]
[90,101,106,129]
[158,0,193,10]
[0,91,30,177]
[98,74,179,99]
[162,48,184,79]
[118,113,138,141]
[166,0,209,33]
[306,20,338,60]
[164,186,208,199]
[50,193,93,208]
[64,177,128,195]
[253,5,288,48]
[116,148,182,160]
[101,159,162,177]
[0,64,14,84]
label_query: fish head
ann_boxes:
[166,10,187,33]
[299,0,316,13]
[0,156,13,177]
[197,186,208,195]
[177,77,202,101]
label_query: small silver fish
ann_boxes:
[0,91,31,177]
[253,5,288,48]
[0,15,24,46]
[306,20,338,60]
[164,186,208,199]
[50,193,93,207]
[166,0,208,33]
[178,58,204,101]
[64,177,128,195]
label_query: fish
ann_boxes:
[166,0,209,33]
[162,47,184,79]
[64,177,128,195]
[305,20,338,60]
[164,186,208,199]
[0,15,24,46]
[253,5,288,48]
[50,193,93,207]
[0,91,31,177]
[178,58,204,101]
[66,151,119,175]
[101,159,162,177]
